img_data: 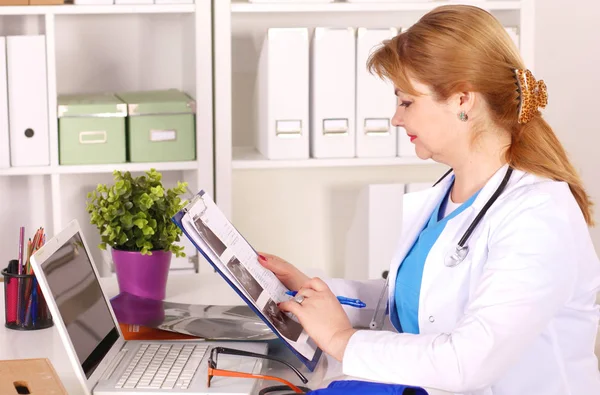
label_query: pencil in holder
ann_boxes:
[3,261,53,331]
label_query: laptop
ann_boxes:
[30,219,268,395]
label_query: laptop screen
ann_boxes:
[40,231,119,378]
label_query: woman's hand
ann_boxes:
[258,252,310,291]
[278,277,357,362]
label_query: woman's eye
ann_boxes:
[398,101,412,108]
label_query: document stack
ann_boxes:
[255,28,310,160]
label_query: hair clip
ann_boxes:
[514,69,548,124]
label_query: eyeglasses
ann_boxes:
[207,347,310,394]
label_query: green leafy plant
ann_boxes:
[86,169,188,257]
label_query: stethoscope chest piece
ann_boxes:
[445,245,469,268]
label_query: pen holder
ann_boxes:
[2,268,53,330]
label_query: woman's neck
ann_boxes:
[449,131,510,203]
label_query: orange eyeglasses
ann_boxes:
[207,346,312,394]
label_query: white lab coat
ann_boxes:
[327,164,600,395]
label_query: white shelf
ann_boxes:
[0,166,52,176]
[232,147,438,169]
[57,161,199,174]
[0,161,198,176]
[0,4,195,16]
[231,1,522,13]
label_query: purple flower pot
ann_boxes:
[111,249,172,301]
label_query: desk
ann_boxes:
[0,272,448,394]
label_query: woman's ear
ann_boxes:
[451,90,476,117]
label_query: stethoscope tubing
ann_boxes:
[369,166,514,330]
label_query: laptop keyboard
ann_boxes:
[115,343,209,390]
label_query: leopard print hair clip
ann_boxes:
[514,69,548,124]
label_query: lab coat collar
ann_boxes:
[386,164,523,322]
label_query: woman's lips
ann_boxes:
[408,135,417,142]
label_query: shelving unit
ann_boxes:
[213,0,535,278]
[0,4,195,16]
[0,0,536,280]
[230,1,523,13]
[0,1,212,276]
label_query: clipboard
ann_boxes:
[172,190,322,372]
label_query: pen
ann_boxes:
[18,226,24,274]
[285,290,366,308]
[31,281,38,327]
[16,227,24,325]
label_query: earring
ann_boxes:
[458,111,468,122]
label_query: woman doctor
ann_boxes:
[258,5,600,395]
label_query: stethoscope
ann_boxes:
[369,166,514,330]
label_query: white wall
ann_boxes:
[535,0,600,361]
[535,0,600,251]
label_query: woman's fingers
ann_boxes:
[278,299,302,315]
[257,253,280,271]
[257,252,311,291]
[258,252,283,262]
[279,288,315,313]
[295,288,316,299]
[300,277,329,292]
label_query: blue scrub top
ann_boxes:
[393,183,480,334]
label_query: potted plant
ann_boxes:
[86,169,188,300]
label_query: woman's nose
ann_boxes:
[391,107,404,127]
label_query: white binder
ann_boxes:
[310,27,356,158]
[356,27,398,158]
[405,182,431,194]
[155,0,193,3]
[249,0,333,3]
[505,27,520,50]
[7,35,50,167]
[114,0,152,4]
[397,126,416,157]
[0,38,9,169]
[72,0,114,4]
[345,183,405,281]
[256,28,309,160]
[346,0,433,2]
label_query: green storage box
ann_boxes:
[57,93,127,165]
[117,89,196,163]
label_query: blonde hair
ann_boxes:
[368,5,594,226]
